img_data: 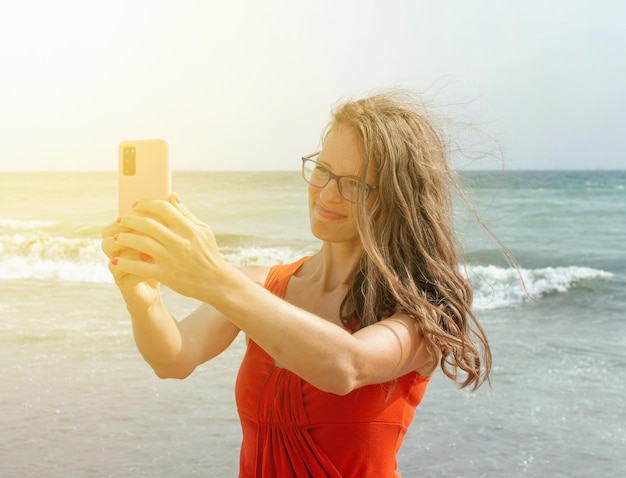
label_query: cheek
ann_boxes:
[307,188,317,220]
[307,184,319,204]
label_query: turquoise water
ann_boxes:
[1,170,625,476]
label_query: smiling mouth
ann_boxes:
[315,203,345,220]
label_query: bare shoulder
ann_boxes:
[239,265,271,286]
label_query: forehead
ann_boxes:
[319,124,377,184]
[319,124,363,175]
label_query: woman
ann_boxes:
[102,91,493,477]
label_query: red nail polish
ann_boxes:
[111,258,119,265]
[113,234,119,241]
[140,253,151,261]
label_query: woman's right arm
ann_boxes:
[130,265,268,377]
[102,218,266,379]
[128,297,241,379]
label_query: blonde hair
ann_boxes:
[329,91,496,390]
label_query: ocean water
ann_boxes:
[1,170,624,477]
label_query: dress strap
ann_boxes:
[264,256,309,298]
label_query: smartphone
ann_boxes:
[118,139,171,215]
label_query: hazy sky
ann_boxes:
[0,0,624,171]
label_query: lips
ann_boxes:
[315,203,346,220]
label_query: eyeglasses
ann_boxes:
[301,153,377,203]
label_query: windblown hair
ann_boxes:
[329,91,498,390]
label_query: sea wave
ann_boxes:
[0,233,111,283]
[1,232,615,310]
[0,218,58,231]
[467,264,614,309]
[0,231,314,284]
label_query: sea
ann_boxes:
[1,170,624,477]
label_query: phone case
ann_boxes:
[118,139,171,215]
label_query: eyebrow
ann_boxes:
[316,157,362,181]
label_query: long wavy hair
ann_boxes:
[328,91,502,390]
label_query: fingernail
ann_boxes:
[113,234,119,241]
[173,194,181,204]
[140,253,151,262]
[116,216,121,224]
[132,201,138,208]
[111,258,119,266]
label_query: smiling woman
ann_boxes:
[100,90,507,477]
[302,124,379,249]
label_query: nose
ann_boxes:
[318,177,343,203]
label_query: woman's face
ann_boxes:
[308,124,377,247]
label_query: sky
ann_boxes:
[0,0,624,171]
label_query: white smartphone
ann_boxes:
[118,139,171,215]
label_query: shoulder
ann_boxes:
[239,265,271,286]
[239,257,310,288]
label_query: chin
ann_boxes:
[308,203,361,244]
[309,222,360,246]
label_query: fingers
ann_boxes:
[117,212,178,248]
[110,196,202,239]
[107,248,172,295]
[101,195,220,300]
[102,231,165,262]
[168,194,206,227]
[101,211,167,290]
[109,253,155,293]
[101,217,129,239]
[132,197,189,231]
[110,252,161,283]
[101,199,183,273]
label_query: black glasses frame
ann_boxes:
[301,152,378,203]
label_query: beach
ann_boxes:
[1,170,625,477]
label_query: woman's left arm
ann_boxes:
[111,197,436,395]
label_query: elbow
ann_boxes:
[322,375,360,396]
[330,348,370,395]
[152,363,194,380]
[312,379,351,396]
[328,381,357,397]
[138,349,197,380]
[337,367,365,396]
[316,360,362,396]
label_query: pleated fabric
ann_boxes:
[235,257,431,477]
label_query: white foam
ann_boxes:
[466,264,614,310]
[0,218,57,230]
[1,231,615,309]
[220,245,317,268]
[0,232,315,283]
[0,255,113,283]
[0,233,112,283]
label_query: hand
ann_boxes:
[106,195,229,303]
[102,216,162,312]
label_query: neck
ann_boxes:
[308,241,363,292]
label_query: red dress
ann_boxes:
[235,257,431,477]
